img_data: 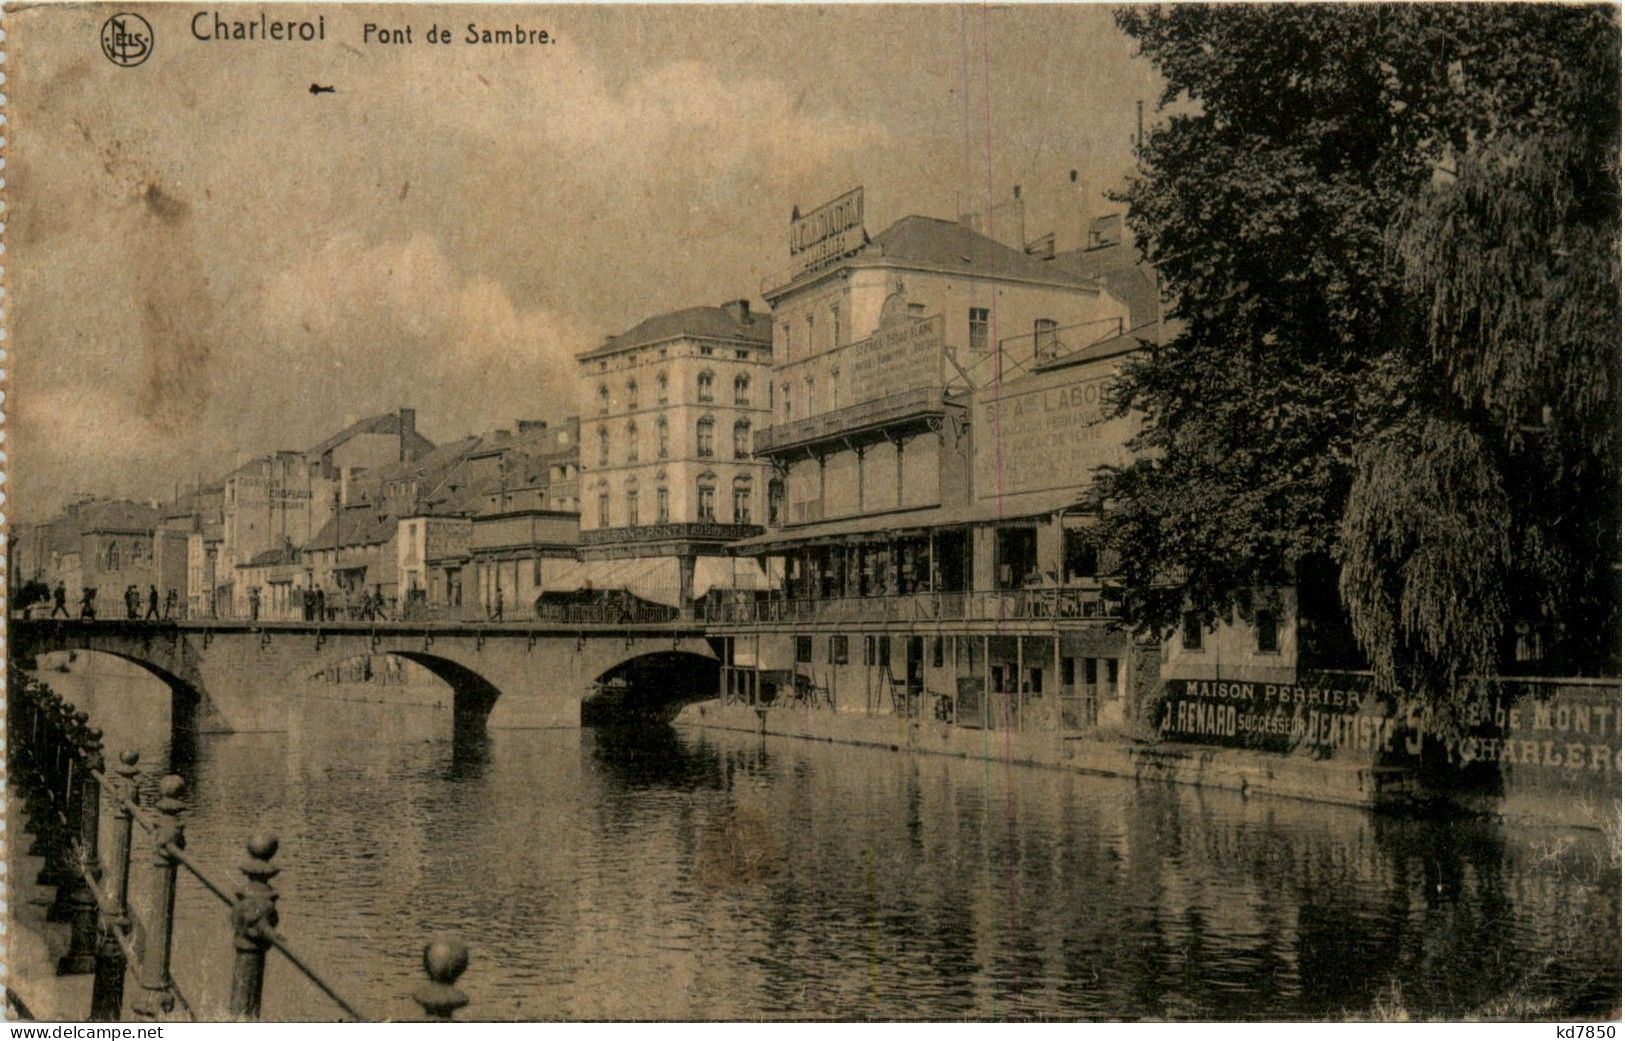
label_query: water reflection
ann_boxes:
[24,654,1622,1020]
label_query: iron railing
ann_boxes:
[8,674,472,1022]
[702,585,1120,626]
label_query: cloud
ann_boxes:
[255,232,583,436]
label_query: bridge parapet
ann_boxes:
[12,617,722,735]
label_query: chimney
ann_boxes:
[722,299,751,324]
[398,407,417,461]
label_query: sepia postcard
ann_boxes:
[4,0,1619,1026]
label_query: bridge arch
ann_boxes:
[581,649,721,726]
[282,648,505,742]
[28,647,216,760]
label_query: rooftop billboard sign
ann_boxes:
[790,188,866,279]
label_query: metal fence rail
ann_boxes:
[8,673,473,1022]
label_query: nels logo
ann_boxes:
[100,13,154,67]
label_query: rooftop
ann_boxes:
[767,215,1100,300]
[307,412,435,459]
[578,304,772,361]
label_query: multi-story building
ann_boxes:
[713,191,1170,732]
[399,417,583,620]
[221,452,336,618]
[575,302,776,614]
[18,498,172,618]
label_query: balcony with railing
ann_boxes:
[702,583,1120,628]
[979,316,1131,379]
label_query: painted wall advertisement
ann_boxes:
[973,364,1138,500]
[844,315,944,407]
[1156,672,1620,783]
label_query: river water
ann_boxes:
[29,655,1621,1021]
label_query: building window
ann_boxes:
[767,478,784,526]
[656,416,669,459]
[696,477,717,521]
[597,491,610,528]
[657,371,669,404]
[783,383,793,419]
[626,421,639,463]
[596,426,609,467]
[908,302,926,317]
[1256,610,1279,654]
[864,635,876,665]
[627,379,638,409]
[597,383,610,414]
[969,308,990,352]
[793,636,813,663]
[700,345,714,357]
[656,487,670,523]
[734,374,750,406]
[1034,318,1059,356]
[732,477,753,524]
[831,304,842,346]
[932,636,944,669]
[626,487,640,528]
[736,349,750,360]
[1181,612,1204,651]
[697,417,715,458]
[806,313,816,350]
[830,635,849,664]
[1064,529,1100,581]
[733,420,751,459]
[698,370,715,402]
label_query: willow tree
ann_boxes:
[1096,4,1620,725]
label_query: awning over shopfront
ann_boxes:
[730,489,1094,554]
[541,557,685,607]
[729,506,954,553]
[691,556,783,598]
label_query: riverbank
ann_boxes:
[676,701,1619,830]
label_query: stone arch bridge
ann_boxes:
[12,619,723,737]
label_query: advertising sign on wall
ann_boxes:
[1156,672,1621,783]
[844,315,944,408]
[972,364,1137,500]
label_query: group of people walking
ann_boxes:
[47,582,176,621]
[42,580,396,623]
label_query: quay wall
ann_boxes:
[678,672,1621,830]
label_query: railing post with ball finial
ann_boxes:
[89,749,141,1020]
[133,776,186,1022]
[58,727,105,975]
[412,937,470,1021]
[229,834,281,1020]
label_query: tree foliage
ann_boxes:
[1096,4,1620,719]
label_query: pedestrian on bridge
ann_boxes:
[315,586,326,621]
[50,582,68,618]
[124,585,139,620]
[493,587,504,622]
[248,585,262,622]
[79,587,97,620]
[164,588,178,620]
[146,584,160,620]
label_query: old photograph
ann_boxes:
[4,1,1620,1024]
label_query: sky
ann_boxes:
[11,3,1164,520]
